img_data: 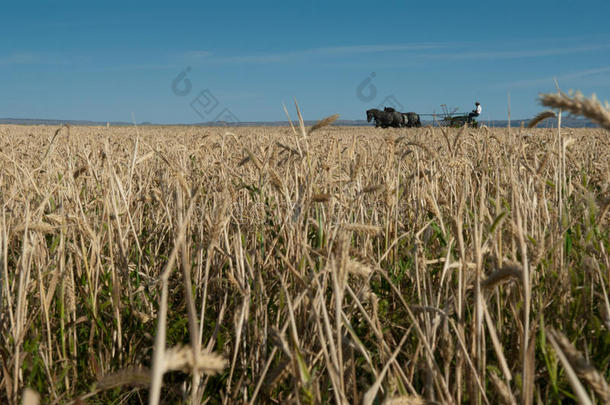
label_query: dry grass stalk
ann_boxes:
[527,110,557,128]
[308,113,339,134]
[546,328,609,403]
[275,141,299,156]
[21,388,39,405]
[97,367,151,390]
[262,358,292,395]
[403,141,433,157]
[1,122,608,404]
[72,165,88,179]
[149,189,198,405]
[345,258,374,277]
[488,372,517,405]
[164,345,227,375]
[361,185,383,194]
[382,395,426,405]
[268,168,284,191]
[481,263,522,290]
[363,334,409,405]
[540,91,610,130]
[40,124,68,164]
[176,171,191,196]
[546,328,594,405]
[312,193,332,202]
[243,147,262,171]
[342,223,383,235]
[13,222,57,234]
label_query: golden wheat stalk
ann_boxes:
[14,222,57,234]
[546,327,609,403]
[40,124,69,163]
[360,185,383,194]
[268,168,285,191]
[164,345,227,375]
[242,147,262,171]
[382,395,426,405]
[488,372,517,405]
[527,110,557,128]
[342,223,383,235]
[97,367,151,390]
[539,91,610,130]
[21,388,39,405]
[308,113,339,134]
[403,141,433,158]
[73,165,88,179]
[275,141,299,156]
[345,258,374,277]
[481,263,522,291]
[311,193,332,202]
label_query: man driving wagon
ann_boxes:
[448,101,482,127]
[468,101,481,123]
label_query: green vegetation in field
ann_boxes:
[1,100,609,404]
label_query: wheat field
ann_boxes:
[0,117,609,404]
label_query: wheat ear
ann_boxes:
[527,110,556,128]
[547,327,609,403]
[539,91,610,130]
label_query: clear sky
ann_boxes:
[2,0,610,123]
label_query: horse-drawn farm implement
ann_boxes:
[405,104,480,128]
[438,104,479,128]
[367,104,481,128]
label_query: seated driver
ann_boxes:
[469,102,481,121]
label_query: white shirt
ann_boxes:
[475,104,482,114]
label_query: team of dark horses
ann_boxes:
[366,107,422,128]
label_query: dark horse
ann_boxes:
[402,112,422,127]
[366,108,403,128]
[384,107,421,128]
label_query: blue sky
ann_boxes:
[1,0,610,123]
